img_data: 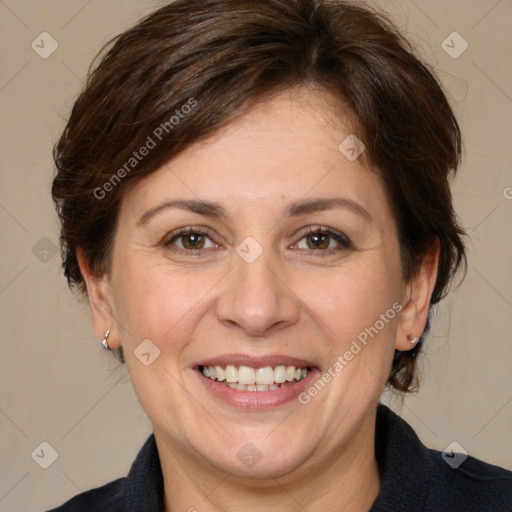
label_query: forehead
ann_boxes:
[121,86,389,223]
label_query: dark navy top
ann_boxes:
[47,404,512,511]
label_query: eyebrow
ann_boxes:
[137,196,371,227]
[285,197,371,221]
[137,199,227,226]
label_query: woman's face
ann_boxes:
[89,87,424,479]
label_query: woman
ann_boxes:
[48,0,512,510]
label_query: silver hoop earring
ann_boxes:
[101,329,111,350]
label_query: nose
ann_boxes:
[215,247,300,337]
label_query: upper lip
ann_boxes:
[194,354,317,369]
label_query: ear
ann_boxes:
[76,248,121,349]
[396,240,440,351]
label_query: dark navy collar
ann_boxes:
[125,433,165,511]
[369,404,432,511]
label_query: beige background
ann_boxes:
[0,0,511,510]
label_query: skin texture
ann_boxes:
[78,86,439,512]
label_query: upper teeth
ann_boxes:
[202,365,308,385]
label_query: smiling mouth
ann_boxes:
[199,364,309,391]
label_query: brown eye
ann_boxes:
[165,228,217,252]
[306,232,330,250]
[295,228,352,252]
[180,232,205,250]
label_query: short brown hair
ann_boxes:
[52,0,466,392]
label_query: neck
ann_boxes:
[156,409,381,512]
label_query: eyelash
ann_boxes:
[164,226,353,256]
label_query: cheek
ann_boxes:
[294,257,402,356]
[111,253,221,350]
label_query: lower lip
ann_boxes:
[195,368,319,409]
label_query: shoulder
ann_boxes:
[45,434,163,512]
[425,447,512,510]
[373,404,512,511]
[45,478,126,512]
